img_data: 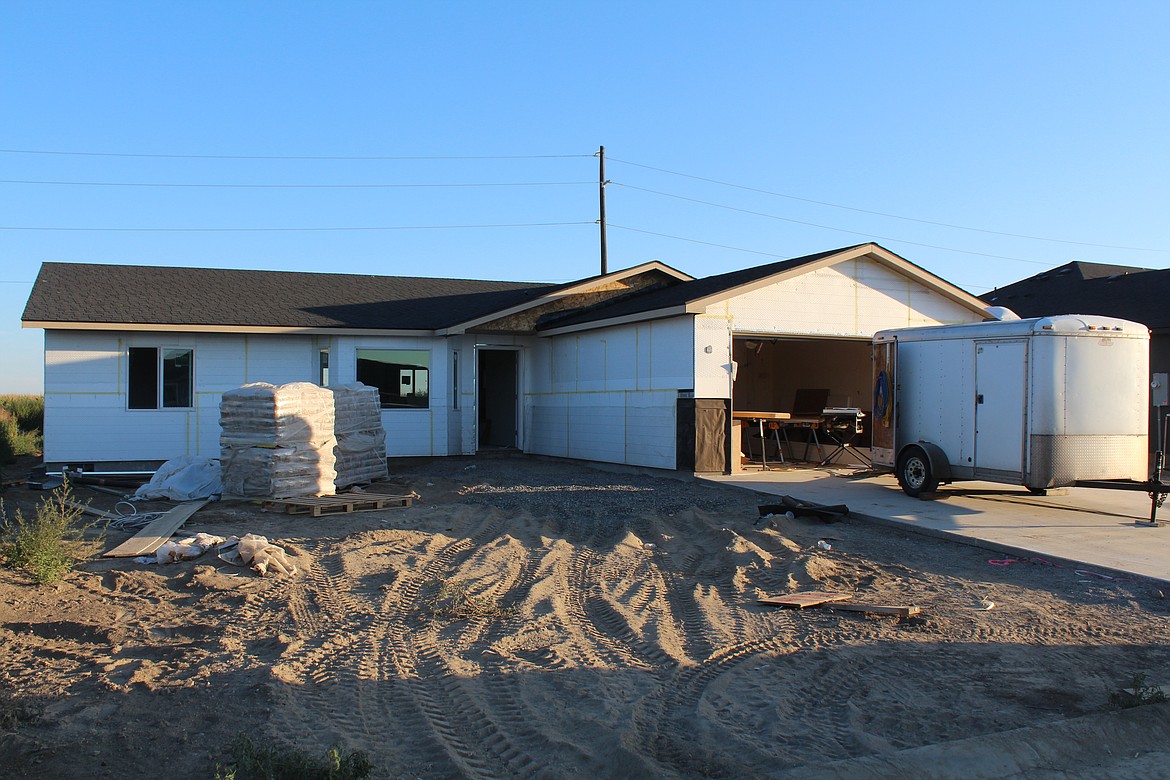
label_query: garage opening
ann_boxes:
[731,336,872,469]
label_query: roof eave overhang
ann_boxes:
[684,243,989,316]
[437,261,693,336]
[537,305,692,337]
[23,321,437,337]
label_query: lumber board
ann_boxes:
[102,500,209,558]
[826,602,920,618]
[758,592,853,609]
[65,500,118,521]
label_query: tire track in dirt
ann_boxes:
[357,512,559,779]
[262,534,412,756]
[563,546,662,671]
[627,636,796,777]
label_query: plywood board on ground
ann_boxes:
[103,500,209,558]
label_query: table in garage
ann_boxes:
[732,411,791,471]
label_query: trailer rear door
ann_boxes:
[974,339,1027,477]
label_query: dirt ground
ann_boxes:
[1,455,1169,779]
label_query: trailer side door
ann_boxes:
[974,339,1027,479]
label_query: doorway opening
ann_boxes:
[730,336,873,468]
[477,349,519,450]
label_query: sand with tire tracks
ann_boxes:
[1,456,1169,778]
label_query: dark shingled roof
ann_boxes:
[22,263,561,330]
[538,244,869,329]
[982,261,1170,332]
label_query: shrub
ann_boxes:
[0,395,43,434]
[1109,672,1168,709]
[0,399,42,464]
[216,733,372,779]
[0,410,15,465]
[0,481,91,585]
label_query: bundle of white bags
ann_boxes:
[219,382,339,499]
[218,381,388,499]
[331,383,389,488]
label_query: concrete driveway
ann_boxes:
[701,465,1170,585]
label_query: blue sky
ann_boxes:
[4,2,1168,394]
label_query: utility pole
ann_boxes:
[597,145,609,275]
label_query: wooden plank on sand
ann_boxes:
[102,500,209,558]
[64,500,118,522]
[826,602,920,618]
[758,592,853,609]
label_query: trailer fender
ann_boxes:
[896,441,952,497]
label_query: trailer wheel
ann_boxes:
[898,447,938,498]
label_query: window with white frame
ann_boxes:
[356,349,430,408]
[128,347,193,409]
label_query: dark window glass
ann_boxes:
[129,347,193,409]
[128,347,158,409]
[161,349,193,408]
[356,349,430,408]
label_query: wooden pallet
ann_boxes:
[263,492,414,516]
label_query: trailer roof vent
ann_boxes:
[983,306,1021,322]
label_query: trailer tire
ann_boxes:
[898,447,938,498]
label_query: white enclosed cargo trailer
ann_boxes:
[871,315,1150,497]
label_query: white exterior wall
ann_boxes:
[44,329,456,465]
[706,258,981,337]
[694,313,736,399]
[43,330,318,465]
[330,334,452,457]
[525,317,693,469]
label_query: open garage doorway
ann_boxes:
[731,336,873,468]
[477,349,519,450]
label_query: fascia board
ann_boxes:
[537,305,691,337]
[24,321,436,337]
[439,261,694,335]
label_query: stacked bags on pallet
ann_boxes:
[220,382,338,498]
[331,383,389,488]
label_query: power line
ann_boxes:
[613,183,1056,266]
[0,148,592,161]
[608,223,807,260]
[609,223,1007,293]
[0,221,594,233]
[608,156,1170,253]
[0,178,593,189]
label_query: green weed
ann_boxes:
[426,577,516,623]
[0,480,92,585]
[0,403,41,465]
[0,691,40,731]
[0,395,43,434]
[1109,672,1168,709]
[216,733,372,779]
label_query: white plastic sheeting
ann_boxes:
[133,455,223,501]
